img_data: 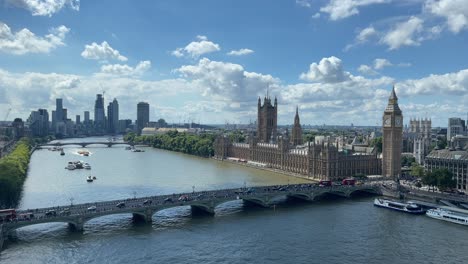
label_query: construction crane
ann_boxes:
[4,108,11,121]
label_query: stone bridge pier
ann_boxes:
[132,209,156,223]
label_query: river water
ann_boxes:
[1,137,467,264]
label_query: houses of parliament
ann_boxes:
[214,88,403,180]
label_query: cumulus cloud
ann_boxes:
[358,64,378,75]
[227,48,254,56]
[296,0,311,8]
[0,22,69,55]
[320,0,390,20]
[398,69,468,96]
[374,58,392,69]
[172,36,220,58]
[425,0,468,33]
[176,58,279,102]
[380,16,424,50]
[345,26,378,51]
[299,56,351,83]
[99,61,151,77]
[6,0,79,16]
[81,41,128,62]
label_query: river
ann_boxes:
[1,137,467,263]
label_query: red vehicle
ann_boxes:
[342,178,356,186]
[0,209,17,222]
[319,180,332,187]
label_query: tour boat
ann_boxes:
[60,149,65,156]
[66,163,76,170]
[83,163,91,170]
[86,176,93,182]
[373,198,425,214]
[426,207,468,226]
[125,146,132,150]
[78,150,90,156]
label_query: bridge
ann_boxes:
[0,184,381,249]
[38,141,145,148]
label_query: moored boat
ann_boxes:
[426,207,468,226]
[66,162,76,170]
[374,198,425,214]
[86,176,93,182]
[83,163,91,169]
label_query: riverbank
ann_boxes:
[0,138,32,208]
[213,157,315,182]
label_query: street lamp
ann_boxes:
[69,197,74,206]
[243,181,247,190]
[133,191,137,199]
[192,185,195,193]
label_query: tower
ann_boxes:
[382,86,403,179]
[137,102,150,135]
[291,106,303,146]
[257,95,277,142]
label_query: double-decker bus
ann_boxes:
[0,209,17,222]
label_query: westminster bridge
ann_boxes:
[0,184,381,249]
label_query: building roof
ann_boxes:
[426,149,468,161]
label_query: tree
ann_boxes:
[437,137,447,149]
[401,156,416,167]
[423,168,456,191]
[157,118,168,128]
[410,164,425,178]
[370,137,382,153]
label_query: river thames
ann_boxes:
[1,137,467,264]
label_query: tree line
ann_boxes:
[124,131,216,157]
[410,164,456,191]
[0,138,32,208]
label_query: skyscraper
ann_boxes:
[107,98,119,134]
[137,102,150,135]
[55,98,63,122]
[84,111,90,124]
[382,86,403,179]
[94,94,106,133]
[447,117,466,140]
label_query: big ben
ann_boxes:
[382,86,403,179]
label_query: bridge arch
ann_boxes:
[348,188,381,197]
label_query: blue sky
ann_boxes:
[0,0,467,127]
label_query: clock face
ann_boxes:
[384,117,391,126]
[395,117,402,126]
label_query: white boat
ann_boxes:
[66,163,76,170]
[426,207,468,226]
[83,163,91,169]
[86,176,93,182]
[373,198,425,214]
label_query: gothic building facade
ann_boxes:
[409,118,432,164]
[382,87,403,179]
[214,96,382,180]
[257,96,277,143]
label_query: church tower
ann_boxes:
[382,86,403,179]
[257,95,277,143]
[291,106,303,146]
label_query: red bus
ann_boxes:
[319,180,332,187]
[0,209,17,222]
[342,178,356,186]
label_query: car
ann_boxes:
[87,206,97,211]
[143,199,152,205]
[116,202,125,208]
[59,208,70,216]
[45,210,56,217]
[164,197,173,203]
[178,195,189,202]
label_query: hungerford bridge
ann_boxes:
[0,184,381,249]
[38,141,147,148]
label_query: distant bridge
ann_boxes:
[38,141,146,148]
[0,184,381,249]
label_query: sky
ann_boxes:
[0,0,467,127]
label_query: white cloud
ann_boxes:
[227,48,254,56]
[99,61,151,77]
[81,41,128,62]
[172,36,220,58]
[425,0,468,33]
[312,12,321,19]
[296,0,311,8]
[398,69,468,96]
[320,0,390,20]
[299,56,351,83]
[345,26,378,51]
[358,64,378,75]
[374,58,393,69]
[176,58,279,102]
[380,16,424,50]
[0,22,69,55]
[6,0,79,16]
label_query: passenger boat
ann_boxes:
[426,207,468,226]
[83,163,91,170]
[86,176,93,182]
[66,162,76,170]
[373,198,425,214]
[60,149,65,156]
[78,150,90,156]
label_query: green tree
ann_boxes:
[370,137,382,153]
[410,164,425,178]
[423,168,456,191]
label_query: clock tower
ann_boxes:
[382,86,403,179]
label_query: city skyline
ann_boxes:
[1,0,468,126]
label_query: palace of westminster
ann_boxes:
[214,88,403,181]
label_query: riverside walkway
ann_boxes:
[0,183,381,249]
